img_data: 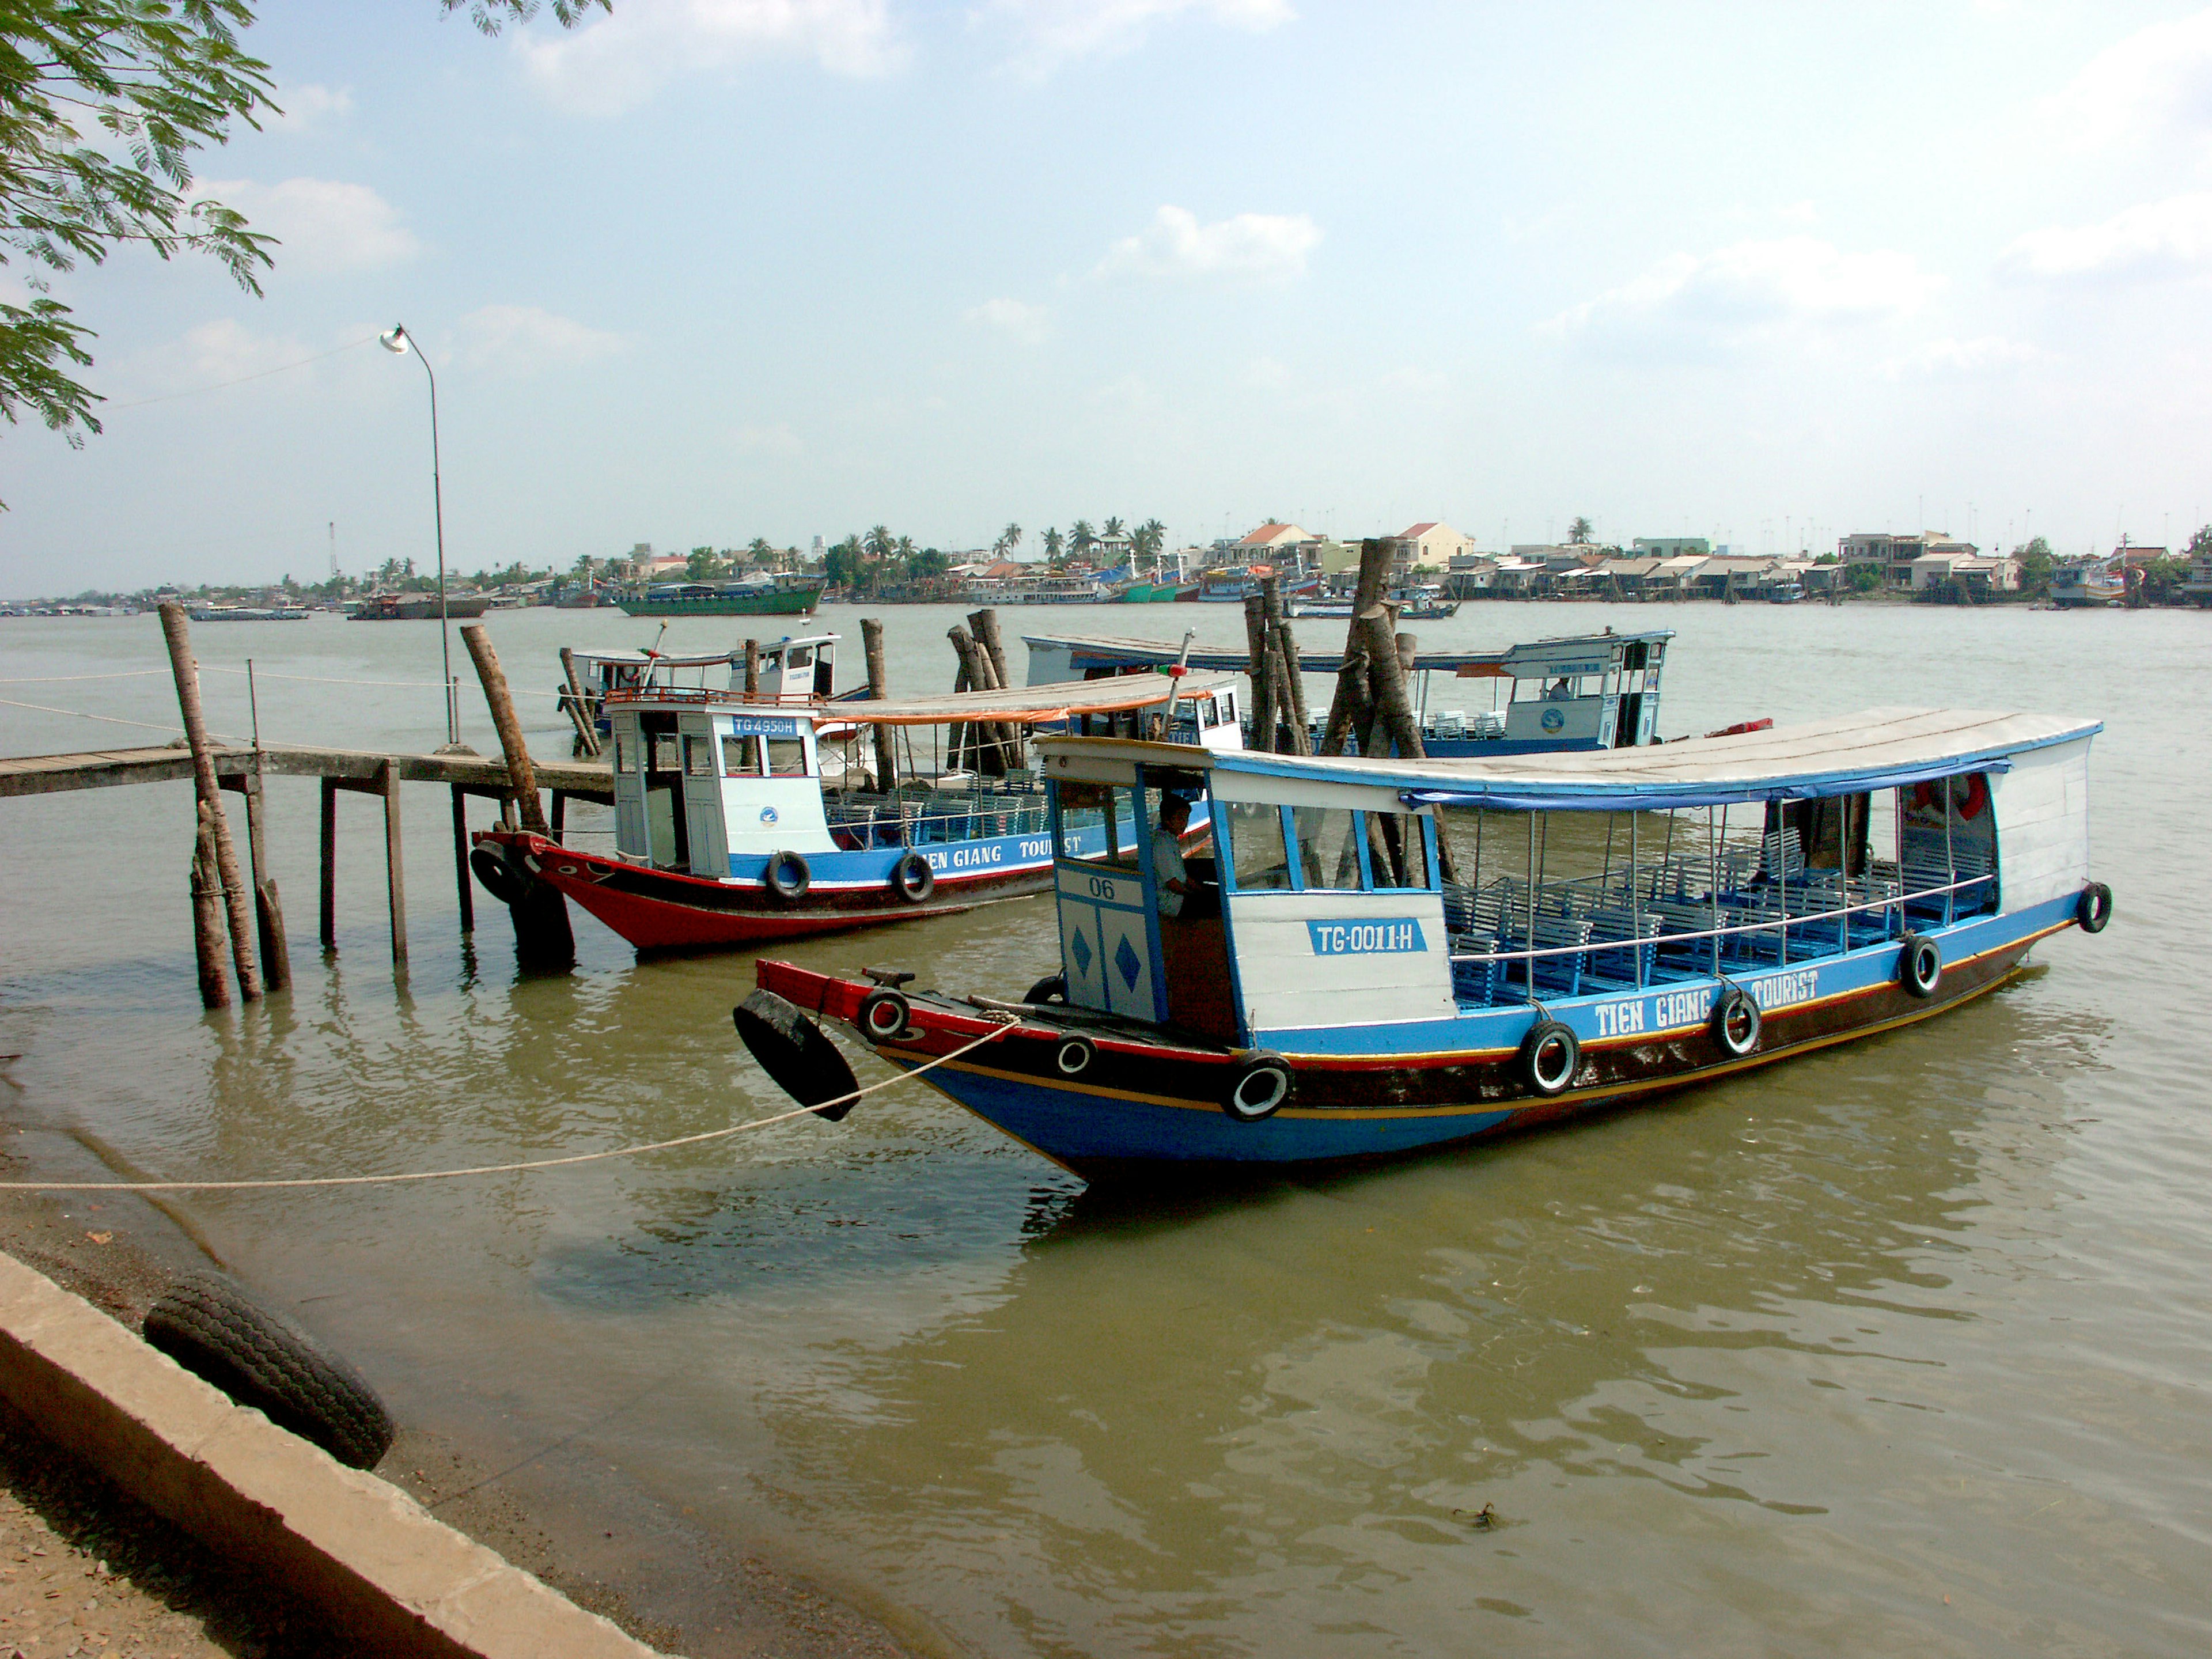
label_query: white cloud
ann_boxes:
[964,296,1050,343]
[1096,205,1321,283]
[2043,9,2212,150]
[981,0,1292,78]
[1245,354,1293,391]
[1883,336,2044,378]
[1997,193,2212,284]
[516,0,903,115]
[732,421,803,456]
[456,305,626,373]
[1540,236,1940,356]
[200,177,419,274]
[268,84,353,134]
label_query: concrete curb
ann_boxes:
[0,1249,667,1658]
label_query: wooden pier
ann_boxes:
[2,608,615,1005]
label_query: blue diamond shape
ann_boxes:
[1070,929,1093,975]
[1115,934,1142,991]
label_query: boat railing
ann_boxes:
[1444,868,1996,1006]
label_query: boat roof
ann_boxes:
[1037,707,2101,810]
[573,632,839,669]
[618,671,1243,729]
[1021,627,1672,677]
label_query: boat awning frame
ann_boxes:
[608,672,1242,729]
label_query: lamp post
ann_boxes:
[380,324,460,747]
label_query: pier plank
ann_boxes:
[0,744,614,802]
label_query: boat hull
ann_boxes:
[618,585,824,617]
[349,596,494,620]
[756,895,2082,1177]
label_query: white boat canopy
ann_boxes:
[1020,628,1673,677]
[1038,708,2103,810]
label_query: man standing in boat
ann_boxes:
[1153,796,1194,916]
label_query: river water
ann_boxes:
[1,601,2205,1656]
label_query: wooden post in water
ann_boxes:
[947,626,1005,775]
[1360,609,1457,882]
[379,759,408,966]
[449,785,475,933]
[1320,540,1395,755]
[234,770,291,991]
[558,647,600,757]
[319,778,338,949]
[861,618,897,792]
[158,603,260,1002]
[460,622,575,966]
[969,608,1012,697]
[1241,594,1277,754]
[189,801,229,1009]
[743,640,762,697]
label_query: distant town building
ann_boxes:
[1389,522,1476,575]
[1631,537,1712,559]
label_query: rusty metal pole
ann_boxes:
[158,603,260,1001]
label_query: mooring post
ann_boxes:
[189,801,230,1010]
[158,603,260,1001]
[743,640,762,698]
[319,777,338,949]
[460,622,575,967]
[557,646,600,758]
[449,784,474,934]
[861,618,897,793]
[233,770,291,992]
[380,759,408,967]
[1241,593,1276,754]
[969,607,1012,696]
[1320,540,1395,755]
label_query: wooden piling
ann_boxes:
[459,622,575,967]
[969,608,1012,698]
[947,626,1006,775]
[379,759,408,966]
[233,770,291,993]
[1242,594,1276,755]
[861,618,897,792]
[1320,540,1396,755]
[449,785,475,934]
[557,647,600,758]
[743,640,762,698]
[189,801,230,1010]
[319,778,338,950]
[158,603,260,1002]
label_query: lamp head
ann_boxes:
[380,326,410,355]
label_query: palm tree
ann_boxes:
[746,536,775,567]
[863,524,895,562]
[1135,518,1166,559]
[1069,519,1096,559]
[996,521,1022,558]
[1567,516,1594,545]
[1102,516,1126,541]
[1042,527,1063,563]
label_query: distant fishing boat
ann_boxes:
[1195,566,1319,604]
[2048,560,2126,609]
[1289,584,1458,621]
[745,707,2111,1177]
[1768,582,1805,604]
[476,664,1247,953]
[618,574,825,618]
[190,605,311,623]
[349,592,494,621]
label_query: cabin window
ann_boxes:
[767,737,809,777]
[786,646,812,668]
[1226,801,1292,891]
[722,734,764,776]
[1369,811,1432,888]
[613,732,632,774]
[651,732,681,772]
[1293,807,1365,891]
[684,735,715,779]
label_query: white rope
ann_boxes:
[200,667,455,690]
[0,1013,1022,1193]
[0,695,191,736]
[0,671,168,684]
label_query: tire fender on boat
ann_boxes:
[1024,974,1068,1006]
[763,849,811,901]
[2077,881,2113,934]
[1054,1036,1096,1077]
[1711,987,1762,1058]
[1520,1019,1580,1096]
[1222,1052,1293,1122]
[1898,933,1941,998]
[733,990,861,1120]
[857,987,912,1043]
[891,850,935,904]
[469,844,527,906]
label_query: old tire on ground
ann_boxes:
[763,850,811,902]
[1711,987,1762,1058]
[1898,932,1941,998]
[143,1273,394,1470]
[857,987,912,1043]
[1520,1020,1580,1097]
[2077,882,2112,934]
[734,990,860,1120]
[469,846,526,906]
[1222,1052,1293,1122]
[1024,974,1068,1006]
[891,851,935,904]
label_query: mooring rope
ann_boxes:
[0,671,169,684]
[200,667,456,690]
[0,1014,1022,1193]
[0,695,192,736]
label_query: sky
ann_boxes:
[5,0,2212,595]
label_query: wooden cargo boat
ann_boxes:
[746,708,2111,1178]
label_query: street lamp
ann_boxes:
[380,324,460,747]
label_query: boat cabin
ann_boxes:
[1035,709,2097,1052]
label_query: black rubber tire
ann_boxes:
[1711,987,1762,1058]
[1024,975,1068,1006]
[1222,1052,1293,1122]
[733,990,860,1120]
[468,846,526,906]
[857,987,911,1043]
[2077,882,2112,934]
[1054,1036,1096,1077]
[143,1273,394,1470]
[1520,1020,1580,1097]
[763,849,811,901]
[891,851,935,904]
[1899,933,1941,998]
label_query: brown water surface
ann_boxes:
[1,601,2205,1656]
